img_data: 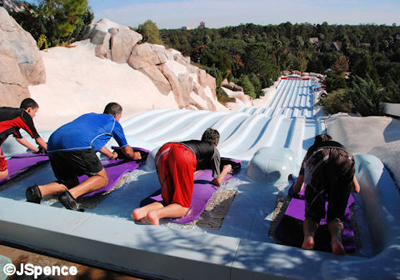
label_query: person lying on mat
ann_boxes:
[0,98,47,180]
[291,134,360,255]
[26,102,141,211]
[131,128,232,225]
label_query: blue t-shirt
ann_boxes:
[48,113,128,153]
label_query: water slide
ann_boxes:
[0,77,399,279]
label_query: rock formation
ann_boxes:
[0,7,45,107]
[84,19,218,111]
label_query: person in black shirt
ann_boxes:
[131,128,232,225]
[291,134,360,255]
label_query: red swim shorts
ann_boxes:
[155,143,197,208]
[0,147,7,172]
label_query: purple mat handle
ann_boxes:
[111,146,150,162]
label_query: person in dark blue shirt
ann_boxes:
[26,102,141,211]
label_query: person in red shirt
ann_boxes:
[0,98,47,179]
[131,128,232,225]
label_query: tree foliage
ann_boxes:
[136,20,162,44]
[10,0,93,48]
[160,22,400,108]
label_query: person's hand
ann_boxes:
[133,151,142,161]
[109,151,118,160]
[223,164,232,174]
[34,147,46,154]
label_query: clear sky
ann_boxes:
[27,0,400,29]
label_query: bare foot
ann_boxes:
[331,239,346,255]
[131,209,146,223]
[302,236,315,250]
[146,211,160,226]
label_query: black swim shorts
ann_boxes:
[48,148,103,189]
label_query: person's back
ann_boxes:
[181,139,220,175]
[48,113,127,153]
[0,107,39,143]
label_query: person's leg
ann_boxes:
[328,218,346,255]
[131,202,164,223]
[26,152,74,203]
[0,147,8,179]
[146,203,189,226]
[303,182,325,251]
[167,144,197,208]
[0,170,7,179]
[68,168,108,199]
[326,149,353,255]
[302,217,319,250]
[38,181,67,196]
[59,149,106,199]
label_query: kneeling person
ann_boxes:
[131,128,232,225]
[291,134,360,255]
[26,102,141,211]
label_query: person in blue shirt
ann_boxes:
[26,102,141,211]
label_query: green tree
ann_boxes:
[346,75,384,116]
[11,0,92,47]
[238,75,256,98]
[243,43,277,87]
[137,20,162,44]
[320,89,351,114]
[39,0,90,40]
[248,73,263,97]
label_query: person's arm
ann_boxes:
[15,137,40,152]
[212,164,232,186]
[35,137,47,152]
[292,174,304,194]
[351,175,361,193]
[120,146,142,161]
[99,146,118,160]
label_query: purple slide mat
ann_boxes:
[285,195,355,225]
[143,157,241,224]
[82,147,150,197]
[0,153,49,184]
[80,159,141,197]
[280,194,356,252]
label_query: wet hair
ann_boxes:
[314,134,333,144]
[201,128,220,145]
[20,98,39,110]
[103,102,123,117]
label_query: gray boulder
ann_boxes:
[85,18,219,111]
[0,7,45,107]
[84,18,142,64]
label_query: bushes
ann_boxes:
[320,76,387,116]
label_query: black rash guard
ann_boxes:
[181,140,221,178]
[0,107,40,145]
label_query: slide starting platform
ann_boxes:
[1,78,399,280]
